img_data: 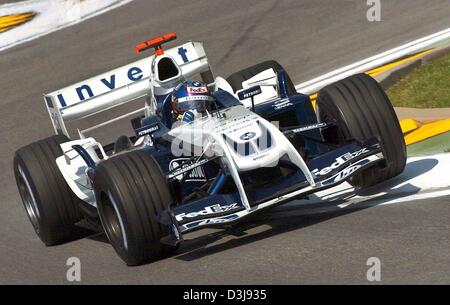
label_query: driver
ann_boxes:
[171,80,213,124]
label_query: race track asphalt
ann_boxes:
[1,0,450,284]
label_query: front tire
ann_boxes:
[93,150,177,266]
[317,73,406,188]
[14,135,89,245]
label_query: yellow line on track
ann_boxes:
[402,119,450,146]
[366,49,434,77]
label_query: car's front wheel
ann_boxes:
[93,150,177,266]
[317,73,406,188]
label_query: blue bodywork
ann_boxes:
[126,73,383,239]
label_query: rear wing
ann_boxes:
[44,41,211,138]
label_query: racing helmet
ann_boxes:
[171,80,212,115]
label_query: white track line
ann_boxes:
[282,29,450,215]
[269,189,450,220]
[295,27,450,94]
[272,154,450,216]
[279,189,450,217]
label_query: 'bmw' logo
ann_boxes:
[240,132,256,141]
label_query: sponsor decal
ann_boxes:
[178,47,189,63]
[272,100,293,110]
[252,153,269,161]
[178,95,211,102]
[215,114,258,133]
[182,214,240,230]
[289,122,327,133]
[320,160,369,186]
[312,147,369,177]
[168,158,207,181]
[187,86,208,94]
[237,86,262,100]
[240,132,256,141]
[136,123,160,137]
[49,44,193,107]
[176,203,240,222]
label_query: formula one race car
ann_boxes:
[14,33,406,265]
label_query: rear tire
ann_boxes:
[317,73,406,188]
[93,150,177,266]
[227,60,297,95]
[14,135,89,245]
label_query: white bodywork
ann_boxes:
[44,41,218,206]
[239,68,279,107]
[56,138,107,206]
[43,39,288,207]
[169,105,316,210]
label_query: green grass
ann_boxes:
[407,131,450,156]
[387,52,450,108]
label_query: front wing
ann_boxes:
[159,138,383,242]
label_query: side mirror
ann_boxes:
[237,86,262,111]
[237,85,262,101]
[135,115,169,139]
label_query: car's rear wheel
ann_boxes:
[227,60,297,95]
[13,135,90,245]
[93,150,177,266]
[317,73,406,188]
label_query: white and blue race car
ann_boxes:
[14,33,406,265]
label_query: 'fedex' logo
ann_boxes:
[312,148,369,177]
[175,203,240,221]
[187,86,207,94]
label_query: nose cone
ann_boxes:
[214,107,280,171]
